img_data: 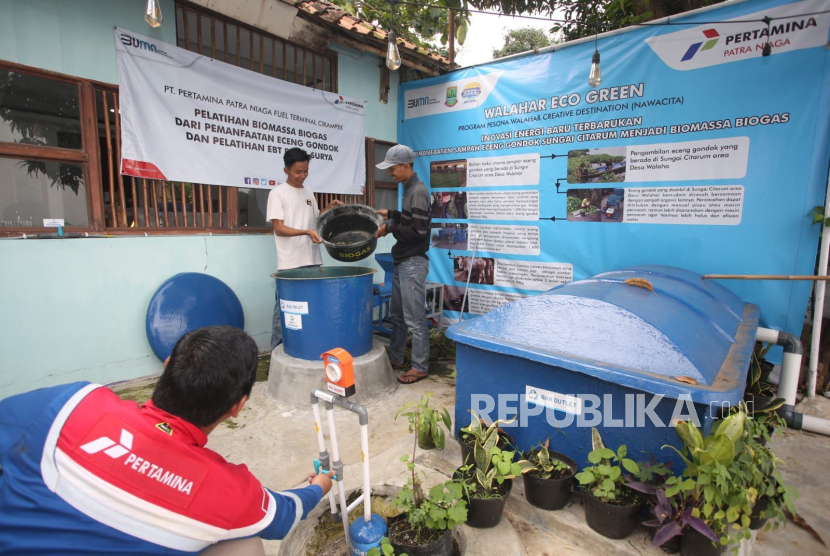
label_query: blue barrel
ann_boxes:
[272,266,376,360]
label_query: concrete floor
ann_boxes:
[197,367,830,556]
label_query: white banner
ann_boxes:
[114,28,365,193]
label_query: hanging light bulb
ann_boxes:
[386,31,402,71]
[145,0,163,28]
[762,16,772,56]
[588,50,601,87]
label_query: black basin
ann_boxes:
[316,204,382,262]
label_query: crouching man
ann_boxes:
[0,326,332,555]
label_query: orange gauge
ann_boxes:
[321,348,355,397]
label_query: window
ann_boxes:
[0,67,90,231]
[366,138,398,211]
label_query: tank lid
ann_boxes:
[446,265,758,405]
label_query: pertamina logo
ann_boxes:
[645,0,830,71]
[681,29,719,61]
[74,416,209,508]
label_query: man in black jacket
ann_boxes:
[375,145,432,384]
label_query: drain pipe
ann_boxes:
[807,165,830,398]
[310,392,341,523]
[756,327,830,436]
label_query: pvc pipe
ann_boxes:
[779,352,801,407]
[326,403,350,546]
[311,399,340,520]
[758,327,830,437]
[360,424,371,522]
[346,493,365,515]
[808,165,830,398]
[755,328,779,344]
[801,414,830,436]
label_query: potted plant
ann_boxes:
[457,409,514,465]
[625,459,681,553]
[396,393,452,450]
[665,414,751,555]
[454,418,532,528]
[575,428,644,540]
[520,438,577,511]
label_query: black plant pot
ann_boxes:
[649,527,681,554]
[680,527,726,556]
[680,527,725,556]
[749,496,771,530]
[460,437,474,465]
[582,490,643,540]
[388,514,453,556]
[522,451,577,511]
[418,429,435,450]
[465,479,513,529]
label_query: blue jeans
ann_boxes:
[389,256,430,373]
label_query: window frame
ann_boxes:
[365,137,398,209]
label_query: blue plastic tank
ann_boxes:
[446,265,758,471]
[145,273,244,362]
[272,266,376,360]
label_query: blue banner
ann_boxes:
[398,0,830,336]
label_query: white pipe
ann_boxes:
[312,403,328,453]
[326,405,350,546]
[312,402,339,519]
[808,166,830,398]
[801,414,830,436]
[346,493,365,515]
[755,328,779,344]
[780,352,802,407]
[360,424,372,522]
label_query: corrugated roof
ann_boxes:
[296,0,457,72]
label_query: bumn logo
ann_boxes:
[681,29,720,61]
[120,34,158,53]
[81,429,134,459]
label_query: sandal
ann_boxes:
[397,370,428,384]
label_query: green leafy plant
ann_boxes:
[575,437,641,503]
[811,205,830,227]
[396,393,452,449]
[367,537,407,556]
[391,454,468,544]
[665,413,751,547]
[746,342,774,397]
[458,409,514,449]
[521,438,573,480]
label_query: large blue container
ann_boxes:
[446,265,758,472]
[272,266,376,360]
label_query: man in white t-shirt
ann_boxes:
[266,147,341,351]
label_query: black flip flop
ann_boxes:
[397,371,428,384]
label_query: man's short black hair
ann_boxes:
[284,147,311,169]
[152,326,258,427]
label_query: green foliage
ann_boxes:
[492,27,555,58]
[367,537,407,556]
[392,454,468,544]
[468,0,726,42]
[458,410,532,497]
[575,431,641,503]
[746,342,774,397]
[567,153,626,183]
[330,0,471,51]
[811,205,830,227]
[396,393,452,450]
[522,439,573,480]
